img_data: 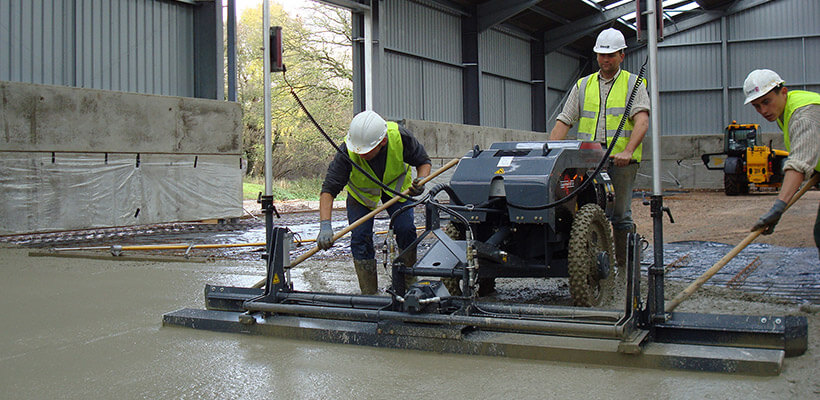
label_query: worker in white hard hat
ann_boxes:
[743,69,820,254]
[316,110,432,294]
[549,27,650,269]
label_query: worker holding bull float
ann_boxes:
[742,69,820,256]
[316,110,431,294]
[549,27,650,269]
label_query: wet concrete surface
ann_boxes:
[2,244,819,399]
[2,202,820,398]
[8,204,816,305]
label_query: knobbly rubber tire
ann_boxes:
[568,203,616,307]
[441,223,464,296]
[724,174,748,196]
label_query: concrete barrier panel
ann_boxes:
[1,80,241,154]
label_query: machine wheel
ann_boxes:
[568,203,616,307]
[442,223,464,296]
[724,174,748,196]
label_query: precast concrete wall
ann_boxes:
[403,119,788,193]
[0,80,243,235]
[403,119,548,193]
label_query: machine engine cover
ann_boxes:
[449,141,611,226]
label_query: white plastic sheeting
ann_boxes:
[0,152,242,235]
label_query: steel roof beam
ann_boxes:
[544,2,635,52]
[477,0,541,32]
[318,0,371,13]
[530,6,572,25]
[626,0,771,49]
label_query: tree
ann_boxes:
[233,1,353,179]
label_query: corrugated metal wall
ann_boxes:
[0,0,195,97]
[545,51,586,137]
[381,1,542,130]
[379,0,817,135]
[623,0,820,135]
[479,28,532,130]
[382,0,462,123]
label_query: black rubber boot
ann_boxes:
[353,259,378,295]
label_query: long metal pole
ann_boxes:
[648,3,661,196]
[646,0,665,322]
[243,302,626,339]
[363,8,373,110]
[263,0,272,195]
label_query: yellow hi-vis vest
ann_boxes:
[777,90,820,172]
[576,70,646,162]
[346,121,412,209]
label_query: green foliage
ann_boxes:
[242,176,346,201]
[233,2,353,181]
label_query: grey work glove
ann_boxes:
[317,220,334,250]
[408,177,426,196]
[752,199,787,235]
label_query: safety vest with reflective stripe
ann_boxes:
[576,70,645,162]
[777,90,820,172]
[346,121,412,209]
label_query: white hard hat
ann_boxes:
[743,69,785,104]
[346,110,388,154]
[593,28,627,54]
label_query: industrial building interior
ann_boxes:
[1,0,819,398]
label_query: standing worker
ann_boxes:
[316,110,431,294]
[549,28,650,269]
[743,69,820,256]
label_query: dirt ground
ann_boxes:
[630,189,820,248]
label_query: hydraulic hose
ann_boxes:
[281,69,416,203]
[506,57,649,211]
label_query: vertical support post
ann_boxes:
[648,195,665,322]
[352,12,365,113]
[363,7,373,110]
[646,0,666,324]
[462,8,480,125]
[720,16,728,125]
[530,32,546,132]
[227,0,237,102]
[647,0,661,196]
[263,0,272,195]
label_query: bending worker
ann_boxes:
[549,28,650,269]
[743,69,820,255]
[316,110,431,294]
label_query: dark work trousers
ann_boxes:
[347,194,416,260]
[815,202,820,257]
[607,162,639,231]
